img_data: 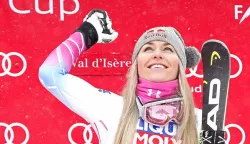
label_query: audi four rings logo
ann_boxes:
[68,123,94,144]
[225,124,245,144]
[0,52,27,77]
[186,54,242,78]
[0,122,29,144]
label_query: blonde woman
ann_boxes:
[39,9,201,144]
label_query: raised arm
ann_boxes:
[38,9,121,124]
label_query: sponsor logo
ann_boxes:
[147,89,161,98]
[134,132,182,144]
[98,89,111,94]
[145,33,167,40]
[186,54,242,79]
[145,29,167,40]
[205,51,224,131]
[0,52,27,77]
[136,117,177,136]
[0,122,29,144]
[235,5,250,24]
[68,121,108,144]
[135,118,181,144]
[225,124,245,144]
[207,78,221,130]
[68,123,93,144]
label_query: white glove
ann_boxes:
[83,9,118,43]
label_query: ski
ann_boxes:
[200,40,230,144]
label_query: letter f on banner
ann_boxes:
[235,5,243,20]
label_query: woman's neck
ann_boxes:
[136,78,179,103]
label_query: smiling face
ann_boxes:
[137,40,179,82]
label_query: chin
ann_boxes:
[147,75,177,82]
[148,77,168,82]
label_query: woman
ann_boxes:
[39,9,201,144]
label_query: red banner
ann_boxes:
[0,0,249,143]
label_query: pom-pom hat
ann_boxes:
[132,27,200,69]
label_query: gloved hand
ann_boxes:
[76,9,118,48]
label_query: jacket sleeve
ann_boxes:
[38,32,123,124]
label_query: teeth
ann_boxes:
[150,64,165,69]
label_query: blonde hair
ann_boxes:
[114,61,198,144]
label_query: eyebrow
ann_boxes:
[163,43,171,46]
[146,42,154,45]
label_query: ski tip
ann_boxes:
[202,39,229,50]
